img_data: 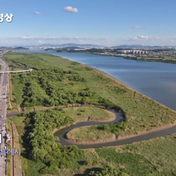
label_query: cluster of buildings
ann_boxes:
[116,50,148,55]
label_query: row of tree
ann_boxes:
[25,109,84,175]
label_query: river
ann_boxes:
[16,50,176,111]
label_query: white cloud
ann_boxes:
[8,36,112,45]
[137,35,149,39]
[64,6,78,13]
[2,35,176,46]
[126,35,159,41]
[170,37,176,42]
[34,12,40,15]
[132,26,143,29]
[21,35,32,39]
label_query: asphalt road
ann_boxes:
[0,52,9,176]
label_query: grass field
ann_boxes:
[10,75,23,109]
[61,133,176,176]
[67,126,116,143]
[64,106,115,121]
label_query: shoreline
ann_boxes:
[54,51,176,64]
[80,63,176,114]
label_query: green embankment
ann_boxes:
[4,52,176,176]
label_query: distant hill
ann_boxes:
[34,43,104,48]
[111,44,175,50]
[59,43,104,47]
[112,44,145,49]
[0,46,12,49]
[118,44,144,47]
[13,46,29,50]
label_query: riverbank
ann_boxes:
[80,63,176,114]
[55,50,176,64]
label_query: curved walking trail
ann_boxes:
[54,111,176,149]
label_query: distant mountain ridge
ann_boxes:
[36,43,104,47]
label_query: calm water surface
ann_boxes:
[17,50,176,111]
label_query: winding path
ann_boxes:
[53,110,176,149]
[7,108,176,149]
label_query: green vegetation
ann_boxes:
[6,119,11,176]
[66,126,116,143]
[5,53,114,112]
[92,133,176,176]
[96,148,157,176]
[67,122,125,143]
[64,106,115,121]
[12,109,84,175]
[5,52,176,135]
[86,166,129,176]
[5,52,176,175]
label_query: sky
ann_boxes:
[0,0,176,46]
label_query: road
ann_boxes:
[0,52,9,176]
[0,68,33,74]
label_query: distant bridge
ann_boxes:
[0,69,33,74]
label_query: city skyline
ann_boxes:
[0,0,176,46]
